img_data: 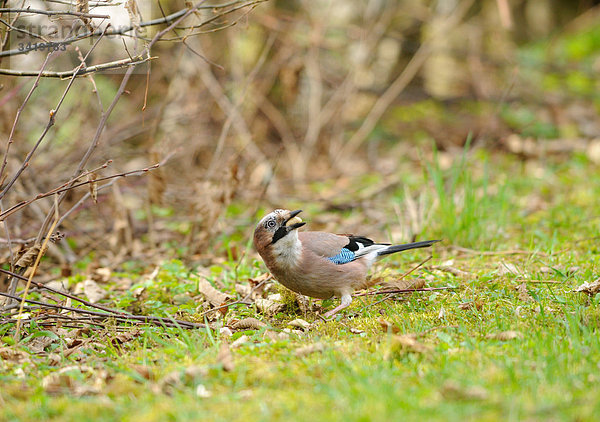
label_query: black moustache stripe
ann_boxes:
[271,226,288,244]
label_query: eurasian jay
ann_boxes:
[253,209,440,318]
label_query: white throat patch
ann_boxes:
[272,230,302,268]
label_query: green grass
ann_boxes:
[2,151,600,421]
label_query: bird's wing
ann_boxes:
[298,231,348,256]
[299,232,389,264]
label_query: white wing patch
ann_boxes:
[353,244,389,258]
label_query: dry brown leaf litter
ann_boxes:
[486,331,524,341]
[573,278,600,296]
[294,342,325,357]
[217,342,235,372]
[231,317,267,330]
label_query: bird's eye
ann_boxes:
[265,219,276,229]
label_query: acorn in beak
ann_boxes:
[285,209,305,230]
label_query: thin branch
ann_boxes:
[31,1,210,247]
[0,17,48,41]
[14,197,59,340]
[0,8,110,18]
[0,53,52,184]
[0,1,264,58]
[197,276,273,317]
[0,267,128,316]
[57,179,115,226]
[354,255,435,298]
[0,24,110,200]
[358,286,455,296]
[0,55,155,78]
[0,161,165,221]
[0,290,207,329]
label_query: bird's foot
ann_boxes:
[322,294,352,320]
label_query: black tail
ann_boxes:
[377,239,441,257]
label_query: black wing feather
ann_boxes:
[342,235,390,252]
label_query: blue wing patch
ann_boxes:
[327,248,355,264]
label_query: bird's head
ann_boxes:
[253,209,306,252]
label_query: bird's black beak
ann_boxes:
[285,209,306,230]
[271,210,305,244]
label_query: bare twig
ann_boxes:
[0,53,52,184]
[355,256,436,313]
[0,17,48,41]
[0,24,111,200]
[57,179,115,226]
[0,55,155,78]
[0,267,127,316]
[358,286,455,296]
[0,161,166,221]
[196,275,273,317]
[0,7,110,19]
[0,290,206,329]
[14,196,59,341]
[0,1,263,58]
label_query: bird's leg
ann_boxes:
[323,294,352,318]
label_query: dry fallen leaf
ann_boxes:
[109,330,140,347]
[380,277,426,290]
[82,279,107,303]
[248,272,271,287]
[283,331,297,339]
[88,172,98,204]
[379,318,401,334]
[198,279,232,308]
[132,365,154,381]
[498,262,521,276]
[235,283,252,297]
[486,331,524,341]
[27,334,58,354]
[263,330,280,341]
[231,317,267,330]
[441,380,489,401]
[430,265,470,277]
[0,347,30,363]
[231,335,250,348]
[219,327,233,337]
[294,342,325,357]
[587,139,600,164]
[438,306,446,319]
[217,342,234,372]
[160,370,183,391]
[15,243,45,268]
[390,334,431,354]
[196,384,212,398]
[94,267,111,282]
[184,365,208,383]
[42,365,103,396]
[45,280,69,293]
[255,298,284,315]
[48,353,62,366]
[288,318,311,331]
[516,282,533,302]
[42,372,75,395]
[290,293,310,314]
[573,278,600,296]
